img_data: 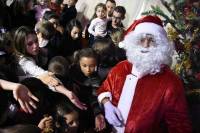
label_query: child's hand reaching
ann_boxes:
[95,114,106,132]
[38,116,54,132]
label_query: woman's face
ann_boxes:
[70,26,80,40]
[79,57,97,77]
[25,34,39,56]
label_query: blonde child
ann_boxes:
[110,27,124,46]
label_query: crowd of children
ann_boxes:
[0,0,127,132]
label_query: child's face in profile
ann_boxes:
[70,26,81,40]
[79,57,97,77]
[64,111,79,132]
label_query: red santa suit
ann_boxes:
[97,60,192,133]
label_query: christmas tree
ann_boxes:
[143,0,200,90]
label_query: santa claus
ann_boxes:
[97,16,192,133]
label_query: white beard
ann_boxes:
[124,32,174,76]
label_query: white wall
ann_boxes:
[76,0,170,29]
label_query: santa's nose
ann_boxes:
[142,39,151,48]
[141,37,155,48]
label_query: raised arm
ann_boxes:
[0,79,39,113]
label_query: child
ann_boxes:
[109,27,124,46]
[92,37,126,80]
[54,94,79,133]
[59,0,78,28]
[34,0,50,21]
[69,48,106,132]
[48,0,62,15]
[48,56,74,90]
[88,3,107,42]
[35,20,59,68]
[42,11,64,34]
[59,19,82,61]
[48,56,70,78]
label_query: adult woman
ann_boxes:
[13,26,86,110]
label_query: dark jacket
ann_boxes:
[59,5,77,28]
[69,64,103,131]
[59,34,82,58]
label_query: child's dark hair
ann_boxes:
[73,48,98,65]
[42,11,59,21]
[65,19,82,35]
[92,37,117,67]
[48,56,70,77]
[54,94,79,132]
[91,3,107,20]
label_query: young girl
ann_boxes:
[69,48,106,132]
[88,3,107,42]
[34,0,50,21]
[13,26,86,110]
[60,19,82,61]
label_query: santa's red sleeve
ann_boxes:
[163,74,192,133]
[97,60,131,104]
[96,69,115,103]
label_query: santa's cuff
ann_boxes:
[98,92,112,103]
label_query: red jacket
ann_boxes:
[97,60,192,133]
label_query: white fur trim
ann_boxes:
[114,67,140,133]
[134,22,167,38]
[98,92,112,103]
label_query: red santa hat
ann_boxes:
[119,15,167,48]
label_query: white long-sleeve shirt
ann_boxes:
[88,18,107,37]
[17,56,47,81]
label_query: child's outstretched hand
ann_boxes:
[38,116,54,132]
[95,114,106,132]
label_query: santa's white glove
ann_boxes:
[103,101,124,127]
